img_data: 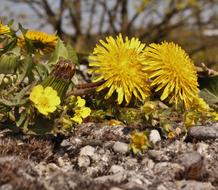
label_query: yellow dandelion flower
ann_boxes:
[71,96,91,124]
[129,131,150,154]
[89,34,150,104]
[142,42,199,109]
[0,22,10,35]
[29,85,60,115]
[18,30,58,53]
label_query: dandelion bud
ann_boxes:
[0,53,18,74]
[41,59,76,100]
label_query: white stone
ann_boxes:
[149,130,161,144]
[113,142,129,154]
[78,155,91,167]
[109,165,124,174]
[80,145,95,157]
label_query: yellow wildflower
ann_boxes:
[17,30,58,53]
[168,131,176,139]
[0,22,10,35]
[191,97,211,113]
[29,85,60,115]
[142,42,199,109]
[89,34,150,104]
[71,96,91,124]
[129,131,150,154]
[184,111,198,129]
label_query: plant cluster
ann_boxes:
[0,21,218,153]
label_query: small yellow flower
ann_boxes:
[89,34,150,104]
[17,30,58,53]
[191,97,211,113]
[0,22,10,35]
[142,101,156,115]
[168,131,176,139]
[129,131,150,154]
[29,85,60,115]
[71,96,91,124]
[76,96,86,107]
[184,111,198,129]
[142,42,199,109]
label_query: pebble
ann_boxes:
[153,162,184,181]
[110,187,124,190]
[78,155,91,167]
[79,145,95,157]
[148,150,170,161]
[176,180,216,190]
[176,151,204,180]
[109,165,124,174]
[187,124,218,141]
[196,142,209,157]
[149,130,161,144]
[113,141,129,154]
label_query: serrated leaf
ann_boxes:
[198,75,218,106]
[199,88,218,105]
[48,39,78,65]
[66,43,79,64]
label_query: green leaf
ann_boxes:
[199,88,218,105]
[16,55,33,85]
[198,75,218,96]
[48,39,78,65]
[66,43,79,64]
[198,75,218,106]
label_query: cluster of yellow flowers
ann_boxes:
[89,33,201,110]
[0,22,10,35]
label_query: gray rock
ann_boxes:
[176,180,216,190]
[109,165,124,174]
[80,145,95,157]
[113,142,129,154]
[78,155,91,167]
[187,124,218,141]
[149,130,161,144]
[176,151,204,180]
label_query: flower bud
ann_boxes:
[0,53,19,74]
[41,59,76,100]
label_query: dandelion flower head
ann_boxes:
[18,30,58,53]
[89,34,150,104]
[142,42,199,109]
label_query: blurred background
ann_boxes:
[0,0,218,68]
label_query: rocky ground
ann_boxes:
[0,123,218,190]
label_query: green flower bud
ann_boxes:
[0,53,19,74]
[41,59,76,100]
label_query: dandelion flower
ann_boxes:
[29,85,60,115]
[142,42,199,109]
[89,34,150,104]
[0,22,10,35]
[18,30,58,53]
